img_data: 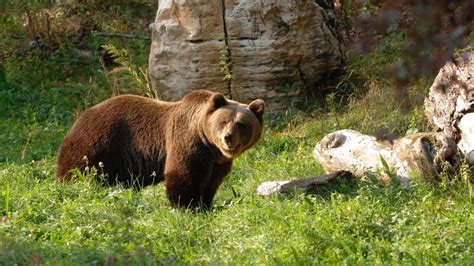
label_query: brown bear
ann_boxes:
[56,90,264,208]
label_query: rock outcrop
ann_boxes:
[424,52,474,163]
[149,0,346,110]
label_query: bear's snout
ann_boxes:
[221,124,240,151]
[222,132,238,150]
[224,133,233,146]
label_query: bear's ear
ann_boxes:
[249,99,265,120]
[208,93,227,111]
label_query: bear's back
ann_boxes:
[56,95,176,184]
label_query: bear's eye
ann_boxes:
[236,122,248,131]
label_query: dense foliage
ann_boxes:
[341,0,473,83]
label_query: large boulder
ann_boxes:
[424,52,474,163]
[148,0,346,110]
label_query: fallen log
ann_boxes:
[313,130,459,185]
[256,171,352,196]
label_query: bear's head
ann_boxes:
[205,93,265,159]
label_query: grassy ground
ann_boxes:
[1,4,473,265]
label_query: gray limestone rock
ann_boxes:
[148,0,346,110]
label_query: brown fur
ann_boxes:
[56,90,265,208]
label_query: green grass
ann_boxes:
[1,76,473,264]
[0,6,473,263]
[0,145,472,264]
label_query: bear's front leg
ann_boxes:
[201,161,232,208]
[163,156,212,209]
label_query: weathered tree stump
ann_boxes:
[424,51,474,164]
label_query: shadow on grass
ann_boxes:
[305,173,360,199]
[272,172,361,201]
[278,172,416,205]
[0,231,169,265]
